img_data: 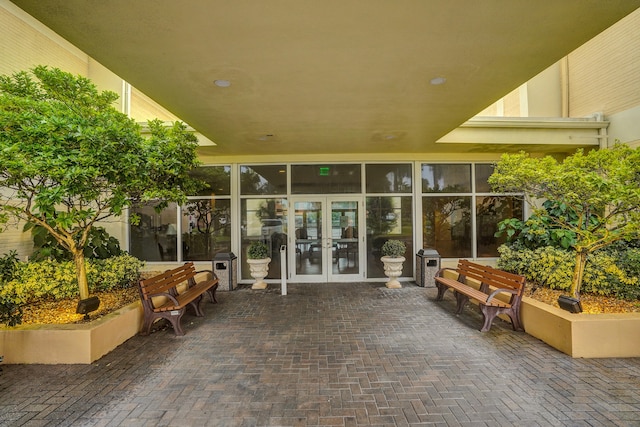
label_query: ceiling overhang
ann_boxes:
[10,1,640,156]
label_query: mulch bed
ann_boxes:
[524,285,640,314]
[20,287,140,325]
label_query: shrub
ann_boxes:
[0,254,144,309]
[497,243,640,299]
[0,251,23,326]
[381,240,406,257]
[0,297,22,327]
[247,241,269,259]
[0,250,19,282]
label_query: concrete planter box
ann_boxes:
[521,297,640,358]
[0,301,143,364]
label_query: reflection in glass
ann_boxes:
[422,164,471,193]
[240,198,288,280]
[475,164,495,193]
[293,201,323,275]
[129,202,178,261]
[422,196,472,258]
[240,165,287,195]
[291,164,361,194]
[182,198,231,261]
[332,201,359,275]
[366,196,413,278]
[189,165,231,196]
[476,196,523,257]
[365,164,412,193]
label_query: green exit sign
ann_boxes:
[319,167,330,176]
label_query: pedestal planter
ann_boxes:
[248,257,271,289]
[381,255,405,288]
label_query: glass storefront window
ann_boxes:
[475,164,495,193]
[240,198,288,280]
[240,165,287,195]
[366,196,413,278]
[365,164,412,193]
[476,196,523,257]
[189,165,231,196]
[129,202,178,262]
[422,164,471,193]
[291,164,361,194]
[422,196,472,258]
[182,198,231,261]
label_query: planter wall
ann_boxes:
[0,301,143,364]
[520,297,640,358]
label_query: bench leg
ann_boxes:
[140,310,156,336]
[207,283,218,303]
[140,309,187,336]
[506,307,523,332]
[478,306,524,332]
[435,283,448,301]
[187,294,205,317]
[454,291,470,314]
[479,305,500,332]
[165,310,187,336]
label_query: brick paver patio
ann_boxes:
[1,282,639,426]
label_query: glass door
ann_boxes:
[289,197,363,282]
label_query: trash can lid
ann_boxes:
[213,252,237,260]
[418,249,440,258]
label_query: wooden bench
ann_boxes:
[137,262,219,336]
[434,260,525,332]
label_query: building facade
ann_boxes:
[2,1,639,284]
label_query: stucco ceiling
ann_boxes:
[10,1,640,157]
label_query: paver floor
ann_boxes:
[1,283,639,426]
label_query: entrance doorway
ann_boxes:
[289,197,363,282]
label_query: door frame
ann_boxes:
[288,196,364,282]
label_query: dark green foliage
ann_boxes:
[26,223,122,262]
[0,251,22,326]
[0,250,19,282]
[0,298,22,327]
[495,200,583,250]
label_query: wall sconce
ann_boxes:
[76,296,100,320]
[558,295,582,313]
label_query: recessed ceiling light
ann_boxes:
[430,77,446,85]
[214,79,231,87]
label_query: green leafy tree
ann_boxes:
[0,66,203,300]
[489,144,640,298]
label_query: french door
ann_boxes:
[289,196,363,282]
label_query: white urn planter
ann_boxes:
[380,239,407,289]
[248,257,271,289]
[381,255,405,288]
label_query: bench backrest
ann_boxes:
[138,262,197,301]
[456,259,525,295]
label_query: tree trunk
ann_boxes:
[570,250,588,298]
[72,249,90,300]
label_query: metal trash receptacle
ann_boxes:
[213,252,237,291]
[415,249,440,287]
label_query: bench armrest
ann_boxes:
[435,267,459,278]
[486,288,518,304]
[195,269,219,280]
[146,291,180,308]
